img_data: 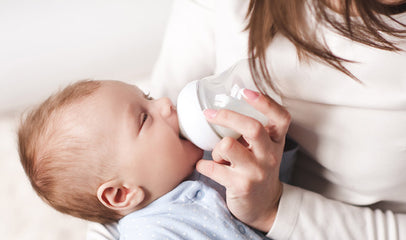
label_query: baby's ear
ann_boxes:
[97,180,145,214]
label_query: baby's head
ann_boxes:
[18,80,203,223]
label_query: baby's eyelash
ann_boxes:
[142,113,148,123]
[139,112,148,130]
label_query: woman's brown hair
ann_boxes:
[246,0,406,92]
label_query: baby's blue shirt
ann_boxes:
[118,173,270,240]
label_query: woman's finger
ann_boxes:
[211,137,254,169]
[242,88,291,142]
[197,137,265,190]
[204,109,271,159]
[196,159,234,188]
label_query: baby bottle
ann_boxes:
[177,59,268,151]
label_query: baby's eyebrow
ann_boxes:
[143,91,153,100]
[131,85,151,100]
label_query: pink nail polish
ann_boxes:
[203,109,217,119]
[242,88,260,100]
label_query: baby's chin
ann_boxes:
[187,140,204,162]
[179,134,204,161]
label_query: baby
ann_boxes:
[18,80,270,239]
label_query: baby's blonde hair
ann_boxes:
[18,80,122,223]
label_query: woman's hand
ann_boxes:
[196,89,291,232]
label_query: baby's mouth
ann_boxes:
[179,133,187,140]
[177,115,189,141]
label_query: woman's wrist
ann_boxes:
[251,181,283,233]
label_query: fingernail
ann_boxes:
[242,88,260,100]
[203,109,217,119]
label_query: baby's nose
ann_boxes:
[158,97,175,118]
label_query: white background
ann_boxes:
[0,0,173,113]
